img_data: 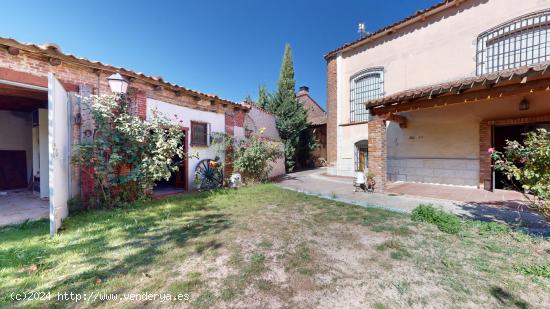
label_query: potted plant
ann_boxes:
[366,171,376,192]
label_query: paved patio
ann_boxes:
[277,168,549,235]
[0,189,49,226]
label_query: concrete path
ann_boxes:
[0,189,49,226]
[276,168,550,235]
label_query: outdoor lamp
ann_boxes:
[519,97,530,111]
[107,73,129,94]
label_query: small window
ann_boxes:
[191,121,209,146]
[350,68,383,123]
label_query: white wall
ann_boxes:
[146,98,226,189]
[39,109,48,197]
[331,0,550,181]
[340,0,549,120]
[0,110,33,184]
[244,106,285,178]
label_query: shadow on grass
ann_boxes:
[489,286,529,309]
[459,201,550,236]
[0,190,233,307]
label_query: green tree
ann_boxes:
[270,44,310,172]
[257,85,271,110]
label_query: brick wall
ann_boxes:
[326,56,337,165]
[368,119,387,190]
[0,47,246,201]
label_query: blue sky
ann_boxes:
[1,0,439,108]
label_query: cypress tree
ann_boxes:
[257,85,271,110]
[270,44,309,172]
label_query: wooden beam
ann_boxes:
[49,58,61,66]
[372,78,550,115]
[7,46,19,55]
[382,113,407,128]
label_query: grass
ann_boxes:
[1,184,549,308]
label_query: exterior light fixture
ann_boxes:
[519,97,530,111]
[107,73,129,94]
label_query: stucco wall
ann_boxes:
[329,0,550,181]
[244,106,285,178]
[0,110,33,182]
[146,98,226,190]
[339,0,549,124]
[386,92,550,186]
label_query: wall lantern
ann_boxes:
[107,73,129,94]
[519,97,530,111]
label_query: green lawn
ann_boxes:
[1,185,549,308]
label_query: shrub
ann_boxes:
[491,128,550,219]
[411,204,461,234]
[72,94,185,208]
[212,130,283,183]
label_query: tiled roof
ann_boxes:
[0,37,246,109]
[366,62,550,108]
[325,0,467,59]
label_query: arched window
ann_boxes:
[354,140,368,172]
[350,68,384,123]
[477,9,550,75]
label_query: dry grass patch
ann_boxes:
[0,184,549,308]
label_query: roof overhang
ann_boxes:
[0,37,249,111]
[366,63,550,116]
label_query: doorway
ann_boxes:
[354,140,368,172]
[154,128,188,194]
[493,122,550,189]
[0,80,49,226]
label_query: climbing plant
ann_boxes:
[72,94,185,208]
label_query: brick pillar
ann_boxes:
[326,56,338,165]
[135,90,147,120]
[368,119,387,191]
[479,121,492,190]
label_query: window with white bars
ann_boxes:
[477,9,550,75]
[350,69,383,123]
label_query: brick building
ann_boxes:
[297,86,327,167]
[325,0,550,191]
[0,37,248,233]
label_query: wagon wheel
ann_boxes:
[195,159,223,190]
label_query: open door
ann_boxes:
[48,73,70,236]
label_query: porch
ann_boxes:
[366,63,550,192]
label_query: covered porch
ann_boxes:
[366,63,550,193]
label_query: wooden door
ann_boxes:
[359,150,366,171]
[0,150,27,189]
[174,128,188,191]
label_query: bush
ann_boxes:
[411,204,462,234]
[72,94,185,208]
[491,128,550,219]
[212,130,283,183]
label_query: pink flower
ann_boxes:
[488,147,495,154]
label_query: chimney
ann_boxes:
[298,86,309,96]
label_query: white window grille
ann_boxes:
[477,9,550,75]
[350,68,384,123]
